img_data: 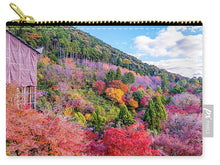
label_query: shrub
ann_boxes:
[106,80,128,93]
[140,95,150,106]
[6,106,91,156]
[93,80,105,95]
[114,104,136,127]
[133,88,146,103]
[103,123,160,156]
[75,112,87,125]
[186,88,194,93]
[153,113,202,156]
[170,84,186,94]
[105,88,124,104]
[131,86,137,92]
[127,98,138,113]
[89,106,106,132]
[170,92,200,109]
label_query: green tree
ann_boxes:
[184,83,189,89]
[189,78,199,84]
[117,57,123,66]
[143,99,156,130]
[156,86,162,94]
[143,97,167,134]
[198,77,202,83]
[90,106,106,132]
[168,74,175,82]
[115,67,122,80]
[166,95,172,104]
[177,79,187,87]
[133,88,146,102]
[161,94,167,104]
[114,104,136,127]
[170,84,186,94]
[122,72,135,85]
[147,86,153,95]
[105,69,116,82]
[154,96,167,134]
[161,74,169,92]
[155,96,167,121]
[75,112,87,126]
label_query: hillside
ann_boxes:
[6,25,203,156]
[7,25,186,81]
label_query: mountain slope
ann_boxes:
[7,25,186,81]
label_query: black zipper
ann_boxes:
[6,20,203,26]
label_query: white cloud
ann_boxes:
[133,26,203,77]
[144,58,202,78]
[133,26,202,58]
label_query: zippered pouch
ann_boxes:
[6,3,203,156]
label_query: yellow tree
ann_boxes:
[105,88,124,104]
[42,56,51,66]
[128,98,138,114]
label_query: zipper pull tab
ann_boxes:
[9,3,35,23]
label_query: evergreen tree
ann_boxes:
[8,26,183,79]
[170,84,186,94]
[143,99,156,130]
[161,94,167,104]
[161,74,169,92]
[198,77,202,83]
[143,97,167,134]
[154,96,167,122]
[105,69,116,82]
[156,86,162,95]
[122,72,135,85]
[75,112,87,126]
[117,57,123,66]
[114,104,136,127]
[166,95,172,104]
[154,96,167,134]
[177,79,187,87]
[115,67,122,80]
[184,83,189,89]
[90,106,106,132]
[147,86,153,95]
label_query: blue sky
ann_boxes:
[75,26,203,78]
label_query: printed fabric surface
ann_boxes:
[6,24,203,156]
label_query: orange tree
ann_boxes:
[105,88,124,104]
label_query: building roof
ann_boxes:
[6,30,40,54]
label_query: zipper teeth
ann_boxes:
[7,20,203,26]
[36,20,202,25]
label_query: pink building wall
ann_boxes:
[6,31,38,87]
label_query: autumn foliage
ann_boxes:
[6,85,92,156]
[105,88,124,104]
[6,106,92,156]
[103,123,160,156]
[106,80,128,93]
[6,26,203,156]
[93,80,105,95]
